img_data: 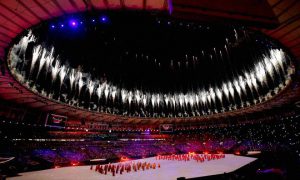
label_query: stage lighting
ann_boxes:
[71,162,79,166]
[51,25,55,29]
[69,20,78,27]
[60,24,64,28]
[100,16,108,23]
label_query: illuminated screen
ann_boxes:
[45,114,67,128]
[159,124,173,132]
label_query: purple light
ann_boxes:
[61,24,64,27]
[92,19,95,22]
[167,0,173,15]
[100,15,109,23]
[70,21,77,27]
[51,25,55,28]
[100,16,108,23]
[69,20,78,27]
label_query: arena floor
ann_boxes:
[10,154,256,180]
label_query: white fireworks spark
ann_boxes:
[31,45,42,73]
[87,79,95,98]
[69,69,77,91]
[59,65,68,88]
[51,59,61,83]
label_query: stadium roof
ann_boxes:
[0,0,299,124]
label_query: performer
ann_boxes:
[112,165,115,176]
[104,164,108,175]
[99,165,103,174]
[116,164,120,174]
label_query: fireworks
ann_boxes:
[8,31,294,117]
[97,83,105,101]
[77,72,84,96]
[31,45,42,74]
[37,49,47,78]
[69,69,77,91]
[59,65,68,90]
[51,60,61,83]
[87,79,95,98]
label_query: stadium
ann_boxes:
[0,0,300,179]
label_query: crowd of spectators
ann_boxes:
[0,113,299,171]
